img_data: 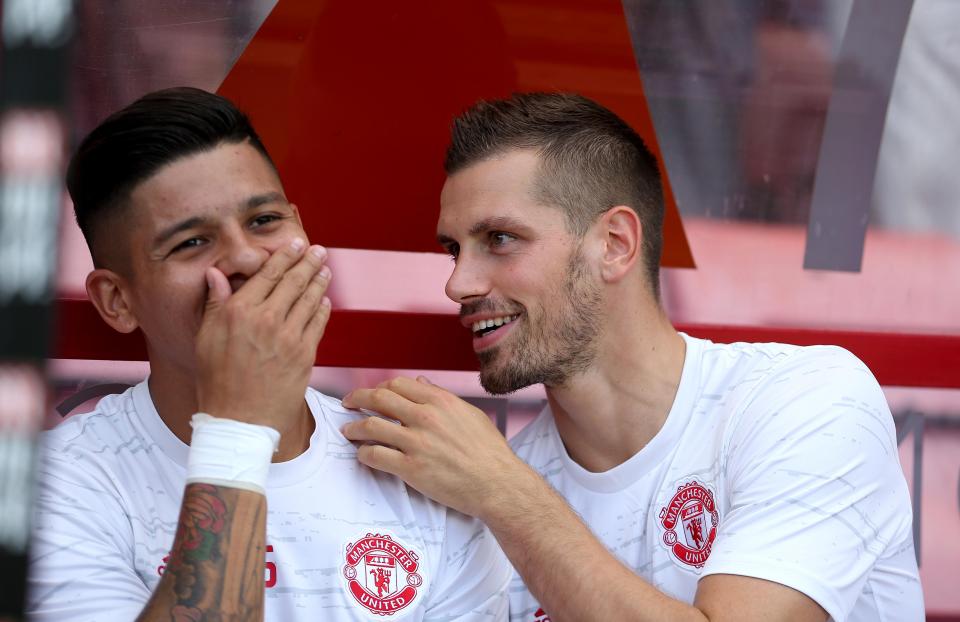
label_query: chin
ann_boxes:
[479,364,538,396]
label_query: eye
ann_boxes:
[489,232,515,247]
[445,242,460,261]
[250,213,282,228]
[168,237,206,255]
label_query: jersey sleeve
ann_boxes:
[701,347,919,622]
[423,509,511,621]
[27,433,152,621]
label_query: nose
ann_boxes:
[444,252,490,304]
[214,230,269,292]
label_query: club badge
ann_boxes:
[343,533,423,616]
[658,480,719,569]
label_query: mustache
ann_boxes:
[459,298,523,319]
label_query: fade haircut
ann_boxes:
[445,92,664,298]
[66,87,275,268]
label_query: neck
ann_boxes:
[545,302,685,473]
[147,355,314,463]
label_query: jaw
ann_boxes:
[475,318,540,395]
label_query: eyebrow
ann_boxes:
[151,192,287,249]
[468,216,525,237]
[246,191,285,210]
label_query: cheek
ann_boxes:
[491,259,536,293]
[141,270,208,316]
[165,266,207,292]
[280,221,310,245]
[506,261,559,293]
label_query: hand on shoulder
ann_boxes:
[341,375,539,520]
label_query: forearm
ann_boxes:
[484,470,705,622]
[137,484,266,622]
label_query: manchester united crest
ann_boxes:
[343,533,423,616]
[658,481,719,569]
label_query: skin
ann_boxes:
[341,149,828,622]
[86,140,331,620]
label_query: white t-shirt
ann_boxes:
[28,381,511,621]
[508,335,923,622]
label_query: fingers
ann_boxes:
[236,237,308,303]
[341,415,411,450]
[204,267,231,311]
[355,443,406,478]
[302,294,332,350]
[287,264,331,327]
[265,244,327,313]
[374,376,446,406]
[342,387,420,425]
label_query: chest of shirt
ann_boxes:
[117,458,444,619]
[515,411,732,605]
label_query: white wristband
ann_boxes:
[186,413,280,495]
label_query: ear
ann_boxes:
[596,206,641,283]
[85,269,140,334]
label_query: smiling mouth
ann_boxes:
[471,314,520,338]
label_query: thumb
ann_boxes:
[204,267,231,311]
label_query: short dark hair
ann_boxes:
[445,92,664,297]
[67,87,274,267]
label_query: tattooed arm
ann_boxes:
[137,485,265,622]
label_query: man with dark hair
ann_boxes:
[28,87,510,621]
[341,93,924,621]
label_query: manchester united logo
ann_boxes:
[658,481,719,569]
[343,533,423,616]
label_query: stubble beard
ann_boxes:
[478,247,603,395]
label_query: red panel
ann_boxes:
[56,299,148,362]
[217,0,694,267]
[54,298,474,371]
[55,298,960,388]
[676,323,960,390]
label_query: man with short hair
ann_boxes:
[28,87,511,621]
[341,93,925,621]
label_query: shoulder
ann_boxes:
[697,338,865,378]
[728,340,870,382]
[698,338,808,385]
[720,344,900,498]
[41,386,140,457]
[304,387,468,515]
[306,386,365,429]
[696,340,882,423]
[736,344,885,420]
[35,386,153,509]
[760,342,871,381]
[702,346,916,617]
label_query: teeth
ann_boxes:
[472,315,518,334]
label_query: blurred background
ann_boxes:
[26,0,960,616]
